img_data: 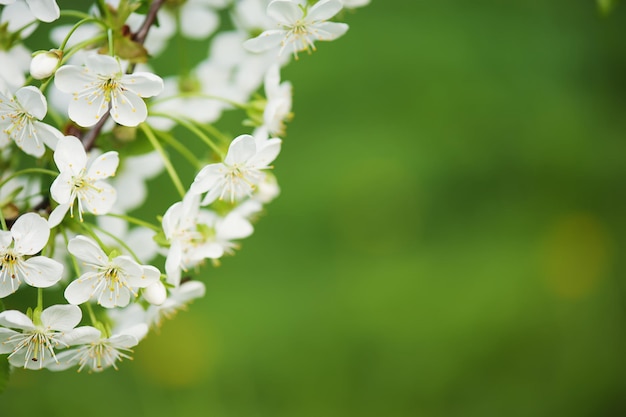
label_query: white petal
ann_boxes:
[0,310,34,330]
[50,172,73,205]
[32,120,62,150]
[24,0,60,22]
[110,90,147,127]
[267,0,301,25]
[48,203,70,228]
[307,0,343,22]
[244,30,286,53]
[0,328,18,354]
[85,54,120,76]
[225,134,256,165]
[312,21,349,41]
[250,138,281,168]
[68,235,107,266]
[40,304,82,331]
[53,135,86,174]
[15,86,47,119]
[0,231,11,250]
[64,273,99,305]
[217,214,254,240]
[143,281,166,305]
[87,151,119,180]
[190,163,224,195]
[59,325,100,346]
[180,5,219,39]
[81,181,116,215]
[11,212,50,255]
[67,87,109,127]
[22,256,63,288]
[122,72,164,97]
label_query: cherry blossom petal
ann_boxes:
[0,310,34,331]
[0,230,12,250]
[225,134,257,165]
[11,212,50,255]
[110,90,148,127]
[25,0,60,22]
[22,256,63,288]
[68,235,107,266]
[48,203,70,228]
[267,0,301,25]
[64,272,100,305]
[243,29,286,53]
[307,0,343,22]
[53,136,86,174]
[87,151,119,180]
[123,72,164,97]
[40,304,82,331]
[81,181,116,215]
[15,86,47,119]
[313,21,349,41]
[180,4,219,39]
[0,328,18,354]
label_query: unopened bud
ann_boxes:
[30,50,62,80]
[143,281,167,305]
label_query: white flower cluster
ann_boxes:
[0,0,365,374]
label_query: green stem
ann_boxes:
[89,222,143,263]
[0,207,6,231]
[85,302,99,327]
[150,112,224,158]
[104,212,161,232]
[151,91,247,110]
[79,222,108,251]
[59,10,94,20]
[62,228,82,277]
[140,123,186,198]
[37,288,43,311]
[59,17,107,51]
[155,130,202,169]
[0,168,57,190]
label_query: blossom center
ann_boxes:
[7,328,60,368]
[1,250,21,280]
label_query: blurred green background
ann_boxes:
[4,0,626,416]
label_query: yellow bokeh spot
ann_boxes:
[133,312,219,387]
[540,213,612,299]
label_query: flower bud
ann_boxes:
[143,281,167,305]
[30,50,62,80]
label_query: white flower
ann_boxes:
[0,0,60,22]
[0,304,84,369]
[260,64,292,136]
[146,280,206,328]
[30,50,62,80]
[64,235,160,308]
[189,134,282,205]
[54,54,164,127]
[49,136,119,225]
[0,213,64,298]
[162,195,254,286]
[159,0,227,40]
[243,0,349,59]
[49,323,147,372]
[143,281,167,305]
[0,86,63,157]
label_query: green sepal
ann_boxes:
[153,230,170,248]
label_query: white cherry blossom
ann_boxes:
[259,64,292,136]
[146,280,206,328]
[162,195,254,286]
[0,86,63,157]
[0,304,85,369]
[49,323,147,372]
[243,0,349,59]
[189,134,281,205]
[54,54,163,127]
[64,235,160,308]
[49,135,119,225]
[0,213,64,298]
[0,0,60,22]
